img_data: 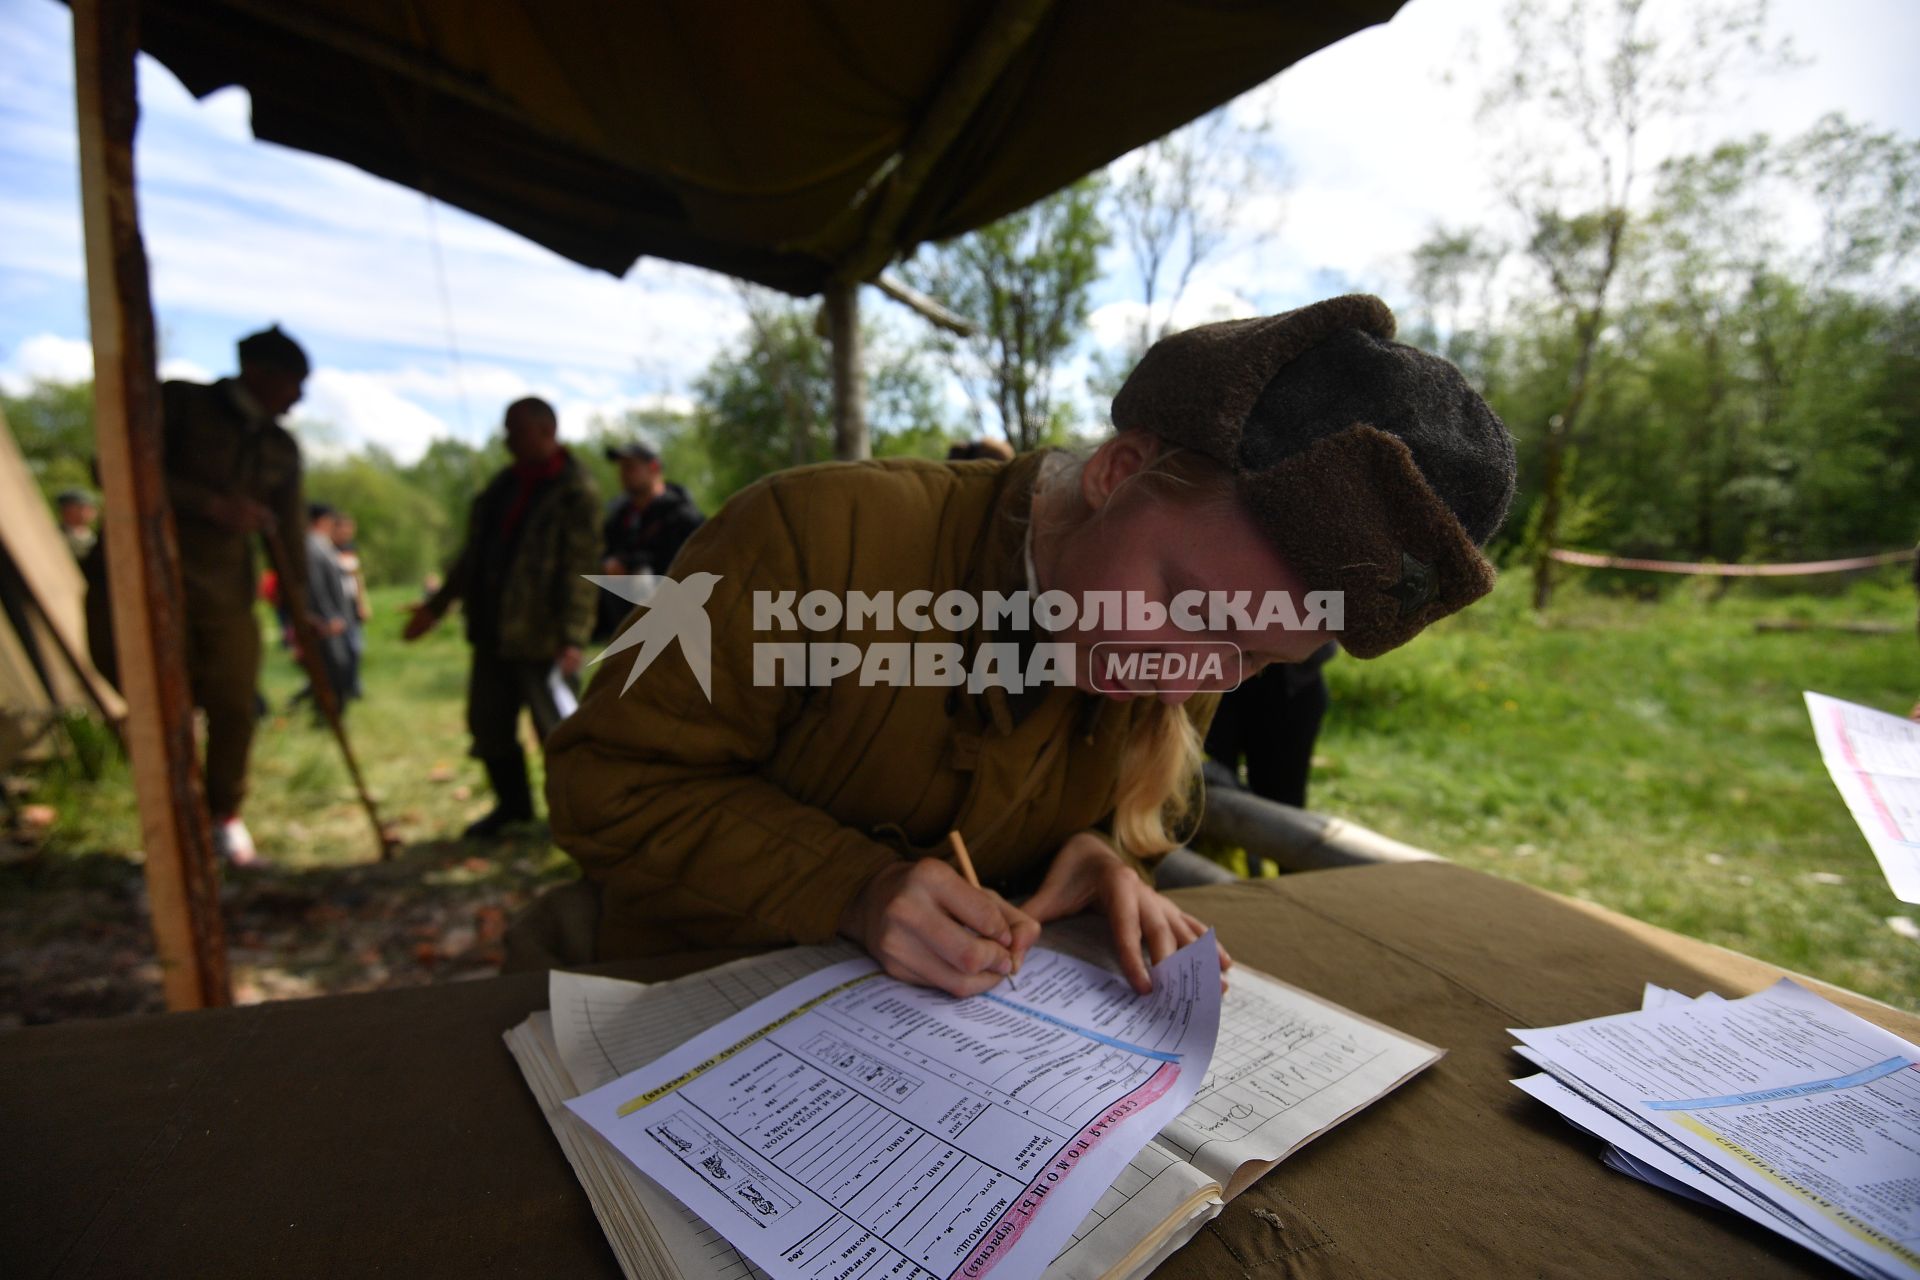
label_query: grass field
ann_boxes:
[4,571,1916,1020]
[1313,570,1919,1012]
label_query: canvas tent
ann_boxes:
[0,410,125,771]
[128,0,1405,294]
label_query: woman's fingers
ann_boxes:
[1103,879,1152,995]
[988,893,1043,971]
[917,902,1012,978]
[1141,897,1179,968]
[885,941,1002,1000]
[932,871,1015,947]
[1169,911,1202,950]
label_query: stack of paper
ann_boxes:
[1510,980,1920,1279]
[507,918,1442,1280]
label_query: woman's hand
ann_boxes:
[1022,831,1232,995]
[839,859,1041,998]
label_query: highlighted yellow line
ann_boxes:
[617,971,884,1116]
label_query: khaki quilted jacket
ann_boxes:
[546,451,1218,959]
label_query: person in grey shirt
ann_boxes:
[295,502,357,716]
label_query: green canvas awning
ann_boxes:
[129,0,1404,294]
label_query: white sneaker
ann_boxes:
[213,815,259,867]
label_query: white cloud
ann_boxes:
[556,392,697,444]
[1087,283,1260,353]
[0,331,94,391]
[159,355,213,383]
[293,368,453,463]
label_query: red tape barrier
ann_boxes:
[1548,547,1916,577]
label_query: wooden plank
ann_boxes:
[73,0,230,1010]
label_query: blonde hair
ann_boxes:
[1030,435,1238,861]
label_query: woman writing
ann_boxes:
[546,294,1515,997]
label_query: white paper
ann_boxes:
[546,936,1438,1280]
[1155,965,1442,1198]
[1807,691,1920,903]
[1514,979,1920,1279]
[567,936,1222,1280]
[550,663,581,719]
[1511,1071,1857,1270]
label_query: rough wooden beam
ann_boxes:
[875,273,976,337]
[74,0,230,1010]
[825,282,869,461]
[834,0,1057,283]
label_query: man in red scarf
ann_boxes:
[405,397,600,838]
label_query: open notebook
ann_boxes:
[505,921,1440,1280]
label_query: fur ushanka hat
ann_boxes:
[1110,294,1517,659]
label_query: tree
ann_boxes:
[692,292,950,503]
[1403,226,1508,394]
[1,379,97,501]
[901,176,1109,451]
[305,449,450,588]
[1088,109,1282,410]
[1474,0,1792,607]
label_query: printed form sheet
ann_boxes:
[567,937,1222,1280]
[1513,979,1920,1279]
[1806,690,1920,903]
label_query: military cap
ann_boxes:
[1110,293,1516,658]
[236,324,310,376]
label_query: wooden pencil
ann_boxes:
[947,829,980,887]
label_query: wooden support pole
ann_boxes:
[825,281,869,461]
[73,0,230,1010]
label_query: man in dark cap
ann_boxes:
[405,397,600,838]
[161,324,315,865]
[594,434,705,639]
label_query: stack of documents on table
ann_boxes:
[506,919,1441,1280]
[1510,980,1920,1279]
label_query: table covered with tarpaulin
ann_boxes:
[5,861,1911,1278]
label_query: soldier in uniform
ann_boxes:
[404,397,600,838]
[162,325,313,865]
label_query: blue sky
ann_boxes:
[2,0,1915,461]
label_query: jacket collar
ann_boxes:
[954,450,1110,742]
[959,449,1050,603]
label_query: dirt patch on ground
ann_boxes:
[0,828,568,1026]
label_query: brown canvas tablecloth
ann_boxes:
[4,862,1913,1279]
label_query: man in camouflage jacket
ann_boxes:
[405,396,599,838]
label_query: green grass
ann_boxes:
[7,575,1918,1018]
[1309,569,1919,1012]
[21,586,572,871]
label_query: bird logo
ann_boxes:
[587,572,722,700]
